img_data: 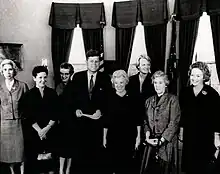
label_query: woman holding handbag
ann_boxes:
[22,65,59,174]
[140,70,180,174]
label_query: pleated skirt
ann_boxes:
[0,119,24,163]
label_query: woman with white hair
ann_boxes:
[103,69,142,174]
[0,59,28,174]
[140,70,180,174]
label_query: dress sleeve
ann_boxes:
[210,87,220,133]
[162,95,181,142]
[18,83,29,118]
[20,91,37,125]
[178,88,186,128]
[103,91,113,129]
[100,73,113,116]
[144,98,151,133]
[133,94,143,126]
[49,90,59,122]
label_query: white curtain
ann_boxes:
[68,25,87,70]
[128,22,147,76]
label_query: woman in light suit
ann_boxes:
[140,70,180,174]
[0,59,28,174]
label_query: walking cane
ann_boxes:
[139,144,153,174]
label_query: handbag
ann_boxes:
[37,152,52,161]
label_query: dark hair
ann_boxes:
[32,66,48,77]
[60,62,74,75]
[188,61,211,82]
[86,49,100,61]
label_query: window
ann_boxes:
[193,12,220,93]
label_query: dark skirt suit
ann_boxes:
[22,86,59,173]
[179,85,220,174]
[141,93,180,174]
[56,82,74,158]
[104,91,142,173]
[0,80,28,163]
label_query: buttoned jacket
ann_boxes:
[0,79,28,120]
[144,93,181,162]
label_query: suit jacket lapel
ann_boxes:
[151,95,157,109]
[157,93,168,107]
[2,79,19,93]
[93,72,100,91]
[151,93,168,109]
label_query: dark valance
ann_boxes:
[112,1,138,28]
[207,0,220,16]
[140,0,168,26]
[79,3,106,29]
[49,2,78,29]
[175,0,203,20]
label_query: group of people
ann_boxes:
[0,49,220,174]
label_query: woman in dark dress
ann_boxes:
[23,66,59,174]
[56,62,74,174]
[140,70,180,174]
[103,70,142,174]
[179,61,220,174]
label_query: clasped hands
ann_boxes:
[38,126,51,140]
[76,109,102,120]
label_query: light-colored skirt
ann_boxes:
[0,119,24,163]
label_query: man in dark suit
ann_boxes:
[127,54,155,173]
[64,49,112,174]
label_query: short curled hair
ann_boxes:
[86,49,101,61]
[188,61,211,82]
[111,69,129,86]
[151,70,170,86]
[136,54,151,70]
[0,59,18,77]
[60,62,74,75]
[32,65,48,78]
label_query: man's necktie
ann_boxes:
[89,75,94,95]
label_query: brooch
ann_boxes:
[202,90,207,95]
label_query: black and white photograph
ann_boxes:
[1,0,220,174]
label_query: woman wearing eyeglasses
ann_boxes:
[56,62,74,174]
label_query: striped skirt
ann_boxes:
[0,119,24,163]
